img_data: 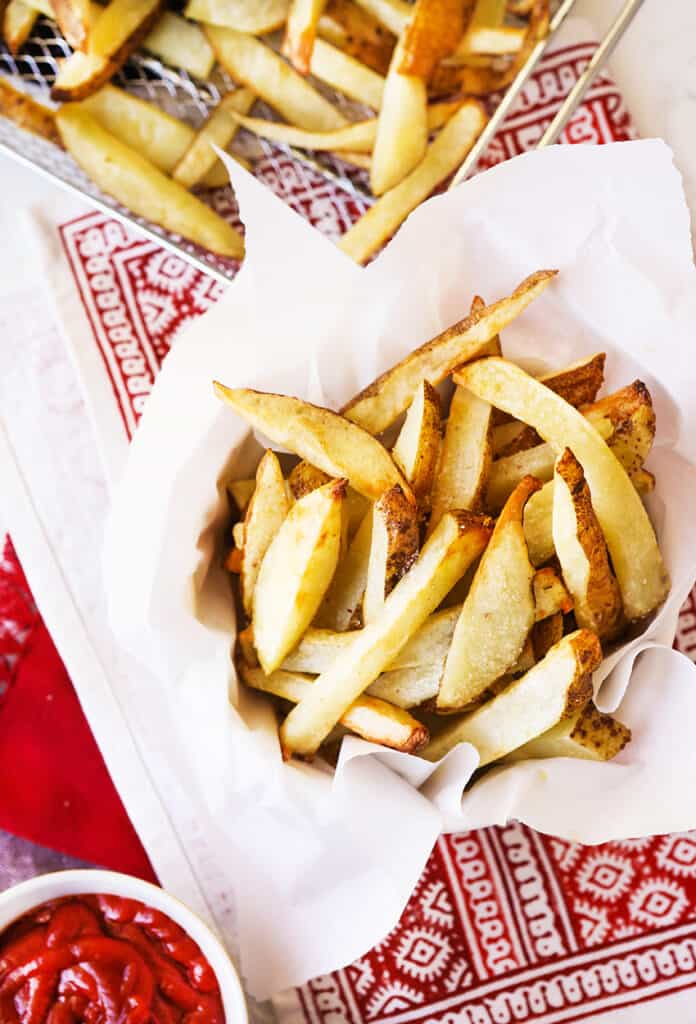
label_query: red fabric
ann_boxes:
[0,537,155,881]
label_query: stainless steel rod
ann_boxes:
[449,0,578,188]
[537,0,646,147]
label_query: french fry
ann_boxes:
[454,25,524,58]
[88,0,162,58]
[310,37,385,109]
[318,0,395,75]
[398,0,468,79]
[503,702,631,762]
[315,510,372,630]
[213,385,412,502]
[280,510,493,756]
[0,78,60,145]
[184,0,289,33]
[52,50,116,102]
[533,566,572,621]
[492,352,606,432]
[367,662,441,707]
[583,381,655,477]
[391,380,442,511]
[229,99,462,155]
[172,87,255,189]
[531,609,563,660]
[429,384,492,532]
[423,629,599,764]
[336,150,371,170]
[456,357,670,620]
[4,0,38,53]
[363,484,419,623]
[56,106,244,258]
[205,26,346,132]
[341,100,486,262]
[353,0,409,36]
[553,448,624,641]
[253,479,345,673]
[50,0,90,49]
[287,461,330,499]
[238,450,290,617]
[143,11,216,79]
[371,32,428,196]
[437,476,540,712]
[228,478,255,515]
[241,665,429,752]
[342,268,556,433]
[283,0,327,74]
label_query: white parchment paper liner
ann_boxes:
[105,140,696,998]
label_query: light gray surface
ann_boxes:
[0,828,91,891]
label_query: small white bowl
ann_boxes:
[0,868,247,1024]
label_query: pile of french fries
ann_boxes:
[0,0,549,263]
[218,270,670,769]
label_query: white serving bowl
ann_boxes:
[0,868,247,1024]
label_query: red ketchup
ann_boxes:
[0,894,226,1024]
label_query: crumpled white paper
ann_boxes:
[104,139,696,999]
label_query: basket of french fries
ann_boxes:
[104,141,696,996]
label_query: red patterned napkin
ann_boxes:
[2,24,696,1024]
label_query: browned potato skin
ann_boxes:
[555,447,624,642]
[0,78,61,145]
[398,0,470,79]
[288,461,331,499]
[319,0,395,75]
[378,483,420,598]
[582,380,655,477]
[569,703,631,759]
[531,609,564,661]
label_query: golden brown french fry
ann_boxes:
[281,510,493,756]
[172,87,255,189]
[492,352,606,432]
[205,26,345,132]
[253,479,345,673]
[283,0,327,74]
[241,665,429,752]
[56,106,244,258]
[429,384,492,532]
[184,0,288,32]
[50,0,90,49]
[4,0,38,52]
[88,0,161,57]
[363,484,419,623]
[553,447,624,642]
[341,99,488,263]
[371,32,427,196]
[52,50,115,102]
[310,37,385,108]
[143,11,215,79]
[437,476,540,712]
[352,0,408,36]
[318,0,395,75]
[423,629,599,764]
[239,450,290,617]
[398,0,468,78]
[213,385,412,502]
[392,380,442,512]
[342,268,555,434]
[287,461,330,499]
[456,357,670,620]
[367,662,441,707]
[336,150,371,170]
[228,478,255,514]
[533,566,572,621]
[454,25,524,58]
[503,702,631,762]
[315,510,372,630]
[0,78,60,145]
[229,99,462,154]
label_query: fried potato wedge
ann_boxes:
[504,702,631,762]
[253,479,345,673]
[239,450,290,617]
[172,87,255,189]
[429,384,492,533]
[143,11,215,79]
[230,99,461,155]
[310,37,385,109]
[352,0,409,36]
[553,447,624,642]
[370,32,427,196]
[343,269,555,434]
[4,0,38,53]
[50,0,90,49]
[241,665,428,752]
[214,385,411,502]
[424,629,599,764]
[318,0,395,75]
[457,25,524,57]
[367,662,441,707]
[205,27,345,132]
[287,461,330,499]
[0,78,60,144]
[228,478,255,515]
[437,476,540,712]
[88,0,161,58]
[392,380,442,512]
[281,510,493,756]
[185,0,288,32]
[398,0,468,79]
[533,565,573,621]
[492,352,606,434]
[531,609,563,661]
[315,510,372,630]
[456,357,670,620]
[52,50,117,102]
[363,484,419,624]
[283,0,327,73]
[56,107,244,257]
